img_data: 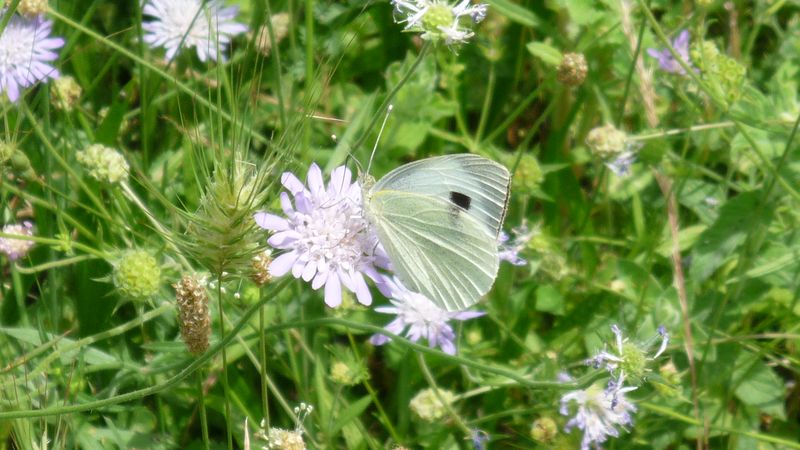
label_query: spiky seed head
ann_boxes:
[185,163,267,278]
[113,250,161,301]
[557,52,588,87]
[174,274,211,355]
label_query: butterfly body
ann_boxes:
[363,154,511,311]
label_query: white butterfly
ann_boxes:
[362,153,511,311]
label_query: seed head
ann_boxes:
[557,52,588,87]
[409,388,456,422]
[113,250,162,301]
[530,417,558,443]
[76,144,129,184]
[253,13,290,56]
[51,75,82,112]
[586,124,627,159]
[174,274,211,354]
[6,0,48,17]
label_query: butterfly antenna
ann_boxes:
[366,104,393,176]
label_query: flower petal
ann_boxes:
[324,274,342,308]
[254,212,288,231]
[269,251,298,277]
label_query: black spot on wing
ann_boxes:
[449,191,472,210]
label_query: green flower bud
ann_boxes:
[514,154,544,192]
[113,250,161,301]
[586,124,628,159]
[530,416,558,443]
[6,0,48,16]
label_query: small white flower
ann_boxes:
[369,277,484,355]
[0,9,64,102]
[255,163,390,308]
[142,0,247,62]
[560,380,637,450]
[0,221,35,261]
[391,0,488,45]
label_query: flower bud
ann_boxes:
[0,222,35,261]
[51,76,82,112]
[530,416,558,443]
[250,249,272,286]
[586,124,627,159]
[6,0,48,16]
[253,13,290,56]
[409,388,456,422]
[113,250,161,301]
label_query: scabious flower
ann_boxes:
[0,9,64,102]
[142,0,247,62]
[605,151,637,177]
[113,250,162,301]
[254,164,390,308]
[253,403,313,450]
[0,221,34,261]
[560,380,637,450]
[390,0,488,45]
[587,324,669,383]
[498,223,532,266]
[647,29,693,74]
[369,277,484,355]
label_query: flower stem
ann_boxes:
[217,275,234,450]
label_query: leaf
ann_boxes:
[526,42,563,67]
[486,0,540,27]
[535,284,565,315]
[656,224,706,258]
[0,327,118,366]
[330,395,373,436]
[732,352,787,420]
[689,191,772,282]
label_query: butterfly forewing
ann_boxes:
[370,190,500,311]
[372,154,510,238]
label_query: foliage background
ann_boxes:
[1,0,799,448]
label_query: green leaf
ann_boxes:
[0,327,118,366]
[330,395,373,436]
[526,42,563,67]
[732,352,787,420]
[535,284,565,315]
[689,191,772,281]
[486,0,540,27]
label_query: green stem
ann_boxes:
[264,0,287,130]
[259,302,270,428]
[217,276,234,450]
[475,61,496,142]
[484,80,547,144]
[353,42,432,152]
[198,370,210,450]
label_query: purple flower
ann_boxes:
[0,10,64,102]
[560,379,637,450]
[142,0,247,62]
[0,221,35,261]
[647,29,693,74]
[587,324,670,381]
[254,163,390,308]
[605,151,637,177]
[498,223,532,266]
[369,277,484,355]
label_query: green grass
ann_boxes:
[2,0,800,449]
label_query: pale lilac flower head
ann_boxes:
[390,0,488,45]
[647,29,693,75]
[498,223,532,266]
[0,10,64,102]
[142,0,248,62]
[559,380,637,450]
[0,221,34,261]
[254,163,390,308]
[369,277,485,355]
[605,151,637,177]
[587,324,670,382]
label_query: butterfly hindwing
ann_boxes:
[369,189,499,311]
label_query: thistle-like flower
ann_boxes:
[0,9,64,102]
[255,163,390,308]
[560,380,637,450]
[587,324,670,383]
[142,0,247,62]
[647,29,693,75]
[0,221,35,261]
[369,277,484,355]
[390,0,488,45]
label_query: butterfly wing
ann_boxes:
[368,189,500,311]
[372,154,510,238]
